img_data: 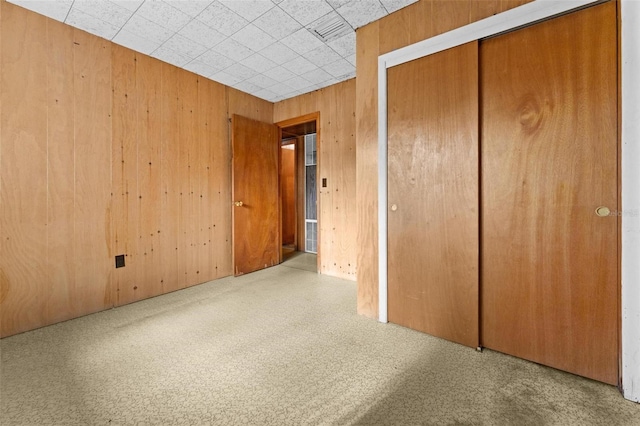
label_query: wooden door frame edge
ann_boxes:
[377,0,640,401]
[275,112,321,272]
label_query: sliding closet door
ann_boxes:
[481,2,618,384]
[387,42,479,348]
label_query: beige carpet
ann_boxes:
[1,265,638,425]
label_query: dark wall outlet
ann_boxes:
[322,178,327,188]
[115,255,125,268]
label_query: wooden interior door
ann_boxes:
[480,2,618,384]
[232,114,279,276]
[281,144,296,246]
[387,41,479,348]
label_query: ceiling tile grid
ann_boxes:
[8,0,418,102]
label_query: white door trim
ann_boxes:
[377,0,640,401]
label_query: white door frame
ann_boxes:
[377,0,640,402]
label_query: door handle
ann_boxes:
[595,206,610,217]
[234,201,244,207]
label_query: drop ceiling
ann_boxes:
[8,0,418,102]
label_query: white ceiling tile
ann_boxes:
[110,1,144,12]
[283,75,313,90]
[162,33,208,58]
[281,28,324,55]
[66,8,120,39]
[224,63,259,80]
[253,88,278,102]
[164,1,213,17]
[219,0,275,22]
[380,0,418,14]
[112,29,161,54]
[269,82,296,96]
[327,0,351,8]
[211,38,255,62]
[336,0,387,29]
[303,45,342,67]
[286,55,317,75]
[196,2,249,36]
[240,54,278,73]
[346,53,356,66]
[322,58,354,78]
[233,80,263,93]
[262,66,297,83]
[72,0,134,27]
[327,31,356,58]
[121,14,174,45]
[183,60,218,77]
[246,74,279,89]
[179,20,226,49]
[152,44,192,67]
[136,1,191,32]
[197,50,236,71]
[253,7,302,40]
[258,43,299,66]
[278,0,333,26]
[210,70,244,87]
[231,24,276,52]
[8,0,73,22]
[300,67,333,85]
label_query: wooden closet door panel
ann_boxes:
[387,42,479,348]
[480,2,618,384]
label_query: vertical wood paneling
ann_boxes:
[46,19,75,324]
[274,81,356,281]
[72,29,112,316]
[136,53,163,300]
[160,63,181,294]
[355,22,380,317]
[111,45,139,306]
[203,79,232,279]
[228,88,273,124]
[355,0,535,319]
[178,71,198,287]
[0,4,48,336]
[0,1,267,336]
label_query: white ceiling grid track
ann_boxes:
[8,0,418,102]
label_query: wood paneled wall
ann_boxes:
[274,80,357,281]
[355,0,533,318]
[0,1,273,337]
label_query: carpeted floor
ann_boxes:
[1,261,639,425]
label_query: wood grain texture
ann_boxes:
[228,88,274,124]
[111,45,139,306]
[135,53,163,300]
[0,3,48,336]
[355,22,380,317]
[0,1,273,336]
[72,29,112,317]
[232,115,279,275]
[204,79,232,279]
[45,18,76,324]
[387,42,479,348]
[273,80,357,280]
[480,2,618,384]
[355,0,535,320]
[281,146,296,245]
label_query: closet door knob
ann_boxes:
[234,201,244,207]
[390,204,398,212]
[595,206,610,217]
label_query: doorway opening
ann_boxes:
[277,113,320,271]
